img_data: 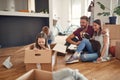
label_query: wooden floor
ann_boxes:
[0,46,120,80]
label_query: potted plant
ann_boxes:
[97,1,120,24]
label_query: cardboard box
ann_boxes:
[24,50,57,71]
[115,41,120,59]
[103,25,120,40]
[16,69,52,80]
[110,40,120,46]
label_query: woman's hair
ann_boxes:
[35,32,48,49]
[93,19,102,36]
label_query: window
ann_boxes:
[71,0,92,26]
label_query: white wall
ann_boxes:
[0,0,27,11]
[117,0,120,24]
[0,0,7,10]
[52,0,62,25]
[52,0,71,30]
[61,0,71,29]
[15,0,28,11]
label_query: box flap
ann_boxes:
[24,50,52,63]
[16,69,52,80]
[53,44,67,54]
[16,69,35,80]
[35,69,52,80]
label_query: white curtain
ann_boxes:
[71,0,92,26]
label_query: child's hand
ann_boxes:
[33,48,39,52]
[45,48,49,50]
[40,45,46,49]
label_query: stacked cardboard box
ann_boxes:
[103,25,120,59]
[24,49,57,72]
[115,42,120,59]
[103,25,120,46]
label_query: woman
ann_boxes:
[66,19,109,63]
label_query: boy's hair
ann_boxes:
[80,16,89,22]
[35,32,48,49]
[42,26,49,34]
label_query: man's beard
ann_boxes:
[81,25,86,28]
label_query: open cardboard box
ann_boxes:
[16,69,52,80]
[24,49,57,71]
[103,25,120,59]
[110,40,120,46]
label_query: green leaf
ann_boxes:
[103,12,110,16]
[97,2,105,10]
[97,12,110,16]
[114,6,120,16]
[97,13,103,16]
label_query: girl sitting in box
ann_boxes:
[29,32,49,50]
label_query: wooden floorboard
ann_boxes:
[0,46,120,80]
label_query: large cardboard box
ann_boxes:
[16,69,52,80]
[115,41,120,59]
[103,25,120,40]
[24,50,57,71]
[110,40,120,46]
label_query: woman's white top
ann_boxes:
[94,29,109,59]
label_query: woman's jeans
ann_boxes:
[76,38,98,62]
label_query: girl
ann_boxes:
[29,32,49,50]
[66,19,109,63]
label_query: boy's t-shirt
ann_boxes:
[73,25,94,41]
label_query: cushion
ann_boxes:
[109,46,116,57]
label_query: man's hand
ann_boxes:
[75,41,81,45]
[102,28,107,34]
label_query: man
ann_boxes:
[66,16,94,47]
[65,16,94,63]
